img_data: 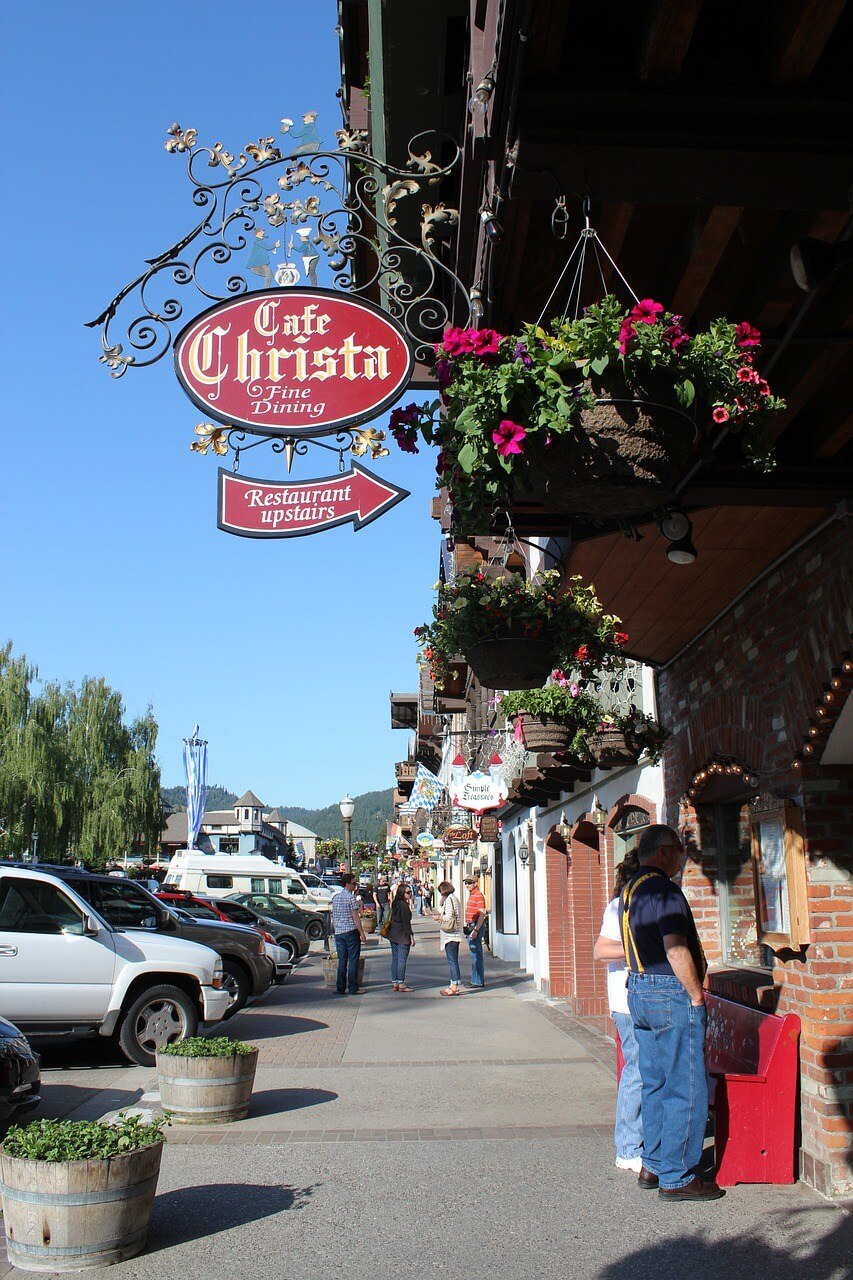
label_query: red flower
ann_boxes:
[736,366,757,383]
[492,419,527,457]
[468,328,503,357]
[713,406,730,424]
[441,327,471,357]
[618,317,635,355]
[663,321,690,352]
[575,644,591,663]
[758,378,771,397]
[735,321,761,349]
[614,631,629,647]
[630,299,665,326]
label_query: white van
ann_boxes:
[163,853,332,912]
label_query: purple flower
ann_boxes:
[514,342,532,368]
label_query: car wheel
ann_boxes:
[221,960,251,1018]
[277,938,297,964]
[117,985,198,1067]
[305,919,325,941]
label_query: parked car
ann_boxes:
[225,892,326,942]
[195,897,312,957]
[44,870,272,1021]
[0,866,229,1066]
[0,1016,40,1125]
[157,892,310,964]
[162,854,332,913]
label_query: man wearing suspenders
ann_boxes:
[619,825,724,1201]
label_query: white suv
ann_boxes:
[0,867,230,1065]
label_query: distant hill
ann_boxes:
[276,789,394,842]
[160,784,393,841]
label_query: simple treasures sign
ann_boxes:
[175,288,414,438]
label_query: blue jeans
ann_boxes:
[612,1011,643,1161]
[390,941,410,983]
[444,941,461,985]
[335,929,361,994]
[377,903,390,928]
[628,973,708,1189]
[467,930,485,986]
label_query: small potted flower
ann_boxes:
[0,1112,166,1270]
[361,907,378,935]
[500,674,601,754]
[157,1036,259,1124]
[416,568,626,691]
[586,707,669,768]
[390,297,783,533]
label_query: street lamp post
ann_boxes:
[339,794,355,872]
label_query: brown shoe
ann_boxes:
[658,1175,725,1201]
[637,1167,659,1190]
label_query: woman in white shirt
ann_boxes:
[435,880,464,996]
[593,848,644,1173]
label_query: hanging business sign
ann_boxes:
[416,831,436,849]
[442,825,477,847]
[174,288,415,438]
[218,463,409,538]
[451,770,508,815]
[477,814,500,842]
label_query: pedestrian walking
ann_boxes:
[593,847,644,1173]
[621,824,723,1201]
[389,883,415,991]
[435,880,463,996]
[422,879,433,912]
[331,872,367,996]
[463,875,487,988]
[375,877,391,929]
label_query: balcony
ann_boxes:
[395,761,417,793]
[390,691,418,731]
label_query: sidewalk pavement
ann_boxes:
[10,918,851,1279]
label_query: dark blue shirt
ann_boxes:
[620,867,705,978]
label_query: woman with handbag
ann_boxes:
[436,880,463,996]
[388,883,416,991]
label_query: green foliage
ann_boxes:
[500,684,600,726]
[161,784,237,814]
[159,1036,255,1058]
[275,790,394,842]
[316,837,345,864]
[0,643,162,869]
[596,707,671,765]
[3,1113,165,1162]
[394,297,782,530]
[415,570,626,689]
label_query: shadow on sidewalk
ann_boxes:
[598,1208,852,1280]
[226,1013,328,1041]
[249,1087,338,1116]
[147,1181,316,1249]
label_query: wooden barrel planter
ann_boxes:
[361,913,377,935]
[519,387,696,519]
[513,714,575,754]
[322,953,366,989]
[156,1048,258,1124]
[0,1142,163,1272]
[586,729,641,768]
[464,632,556,690]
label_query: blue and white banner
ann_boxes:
[408,763,443,811]
[183,725,208,851]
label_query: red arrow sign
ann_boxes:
[217,463,410,538]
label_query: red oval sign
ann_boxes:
[173,288,414,437]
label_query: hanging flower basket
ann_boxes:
[518,380,696,519]
[586,728,641,768]
[415,570,628,691]
[464,631,558,691]
[501,679,602,751]
[389,297,783,534]
[512,714,575,753]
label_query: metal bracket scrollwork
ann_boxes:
[86,122,470,378]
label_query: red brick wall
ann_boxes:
[658,515,853,1198]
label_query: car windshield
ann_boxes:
[300,874,323,888]
[180,904,220,920]
[218,903,257,923]
[90,880,162,931]
[266,895,301,912]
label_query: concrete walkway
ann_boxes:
[9,919,852,1279]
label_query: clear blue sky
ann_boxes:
[0,2,439,806]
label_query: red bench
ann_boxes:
[705,993,801,1186]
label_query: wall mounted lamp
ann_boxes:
[470,72,496,114]
[659,511,698,565]
[480,207,504,244]
[590,794,607,832]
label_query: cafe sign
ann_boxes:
[443,825,477,847]
[174,289,415,438]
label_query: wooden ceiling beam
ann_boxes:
[768,0,848,86]
[637,0,704,83]
[670,205,744,321]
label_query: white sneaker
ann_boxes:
[615,1157,644,1173]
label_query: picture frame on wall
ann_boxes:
[749,794,810,951]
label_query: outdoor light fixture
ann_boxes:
[558,810,572,842]
[481,208,504,244]
[790,236,853,293]
[659,510,698,565]
[470,71,496,114]
[339,793,355,871]
[470,286,485,322]
[590,794,607,832]
[666,523,698,565]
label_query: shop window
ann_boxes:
[611,805,650,871]
[219,837,239,854]
[748,794,810,952]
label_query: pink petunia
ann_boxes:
[712,406,730,424]
[663,321,690,352]
[441,327,473,357]
[570,683,579,697]
[468,328,503,357]
[630,298,665,325]
[492,419,527,456]
[736,366,758,383]
[618,317,635,355]
[735,321,761,349]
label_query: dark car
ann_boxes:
[195,898,311,960]
[226,892,327,941]
[0,1016,40,1125]
[46,870,272,1018]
